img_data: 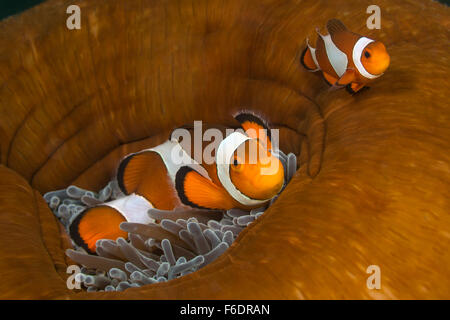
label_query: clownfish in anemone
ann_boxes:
[69,112,285,254]
[300,19,390,94]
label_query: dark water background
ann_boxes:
[1,0,45,20]
[0,0,449,21]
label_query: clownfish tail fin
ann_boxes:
[69,206,127,254]
[326,19,347,36]
[117,151,154,195]
[300,38,320,72]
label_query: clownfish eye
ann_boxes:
[364,51,371,58]
[231,158,243,172]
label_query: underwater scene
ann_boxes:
[0,0,449,302]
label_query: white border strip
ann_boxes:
[353,37,382,80]
[216,132,268,207]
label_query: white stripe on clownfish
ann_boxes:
[306,38,320,71]
[216,132,269,207]
[316,29,348,77]
[143,140,211,184]
[353,37,383,80]
[103,193,154,224]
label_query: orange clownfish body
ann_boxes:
[300,19,390,94]
[69,112,285,253]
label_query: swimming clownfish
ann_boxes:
[300,19,390,94]
[69,112,285,254]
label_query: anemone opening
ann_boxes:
[44,150,298,292]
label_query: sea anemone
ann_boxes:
[44,151,297,292]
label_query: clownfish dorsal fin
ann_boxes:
[326,19,348,36]
[175,166,235,210]
[234,111,272,150]
[335,69,357,86]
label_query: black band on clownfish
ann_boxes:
[117,151,141,195]
[69,209,95,254]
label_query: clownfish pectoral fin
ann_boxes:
[326,19,348,36]
[335,69,356,86]
[322,72,339,87]
[175,166,235,210]
[234,112,272,150]
[346,82,368,94]
[69,206,128,254]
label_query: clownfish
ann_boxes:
[300,19,390,94]
[69,112,285,253]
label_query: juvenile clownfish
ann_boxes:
[300,19,390,94]
[69,112,285,253]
